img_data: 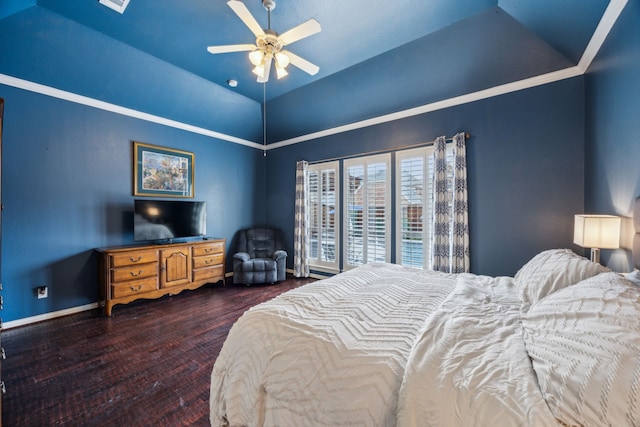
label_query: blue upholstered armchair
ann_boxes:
[233,227,287,285]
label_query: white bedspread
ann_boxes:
[210,264,558,426]
[397,273,557,427]
[210,263,456,426]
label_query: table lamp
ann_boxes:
[573,214,621,264]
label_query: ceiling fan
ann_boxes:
[207,0,321,83]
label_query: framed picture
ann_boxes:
[133,142,194,198]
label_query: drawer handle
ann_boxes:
[130,285,143,292]
[205,259,212,265]
[129,256,143,263]
[129,270,143,277]
[204,248,213,253]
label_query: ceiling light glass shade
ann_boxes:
[275,52,290,68]
[249,50,263,66]
[252,64,266,79]
[275,64,289,79]
[574,214,621,249]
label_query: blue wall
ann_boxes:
[1,84,266,322]
[266,77,585,277]
[2,1,635,322]
[584,0,640,272]
[265,7,573,143]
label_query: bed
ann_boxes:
[210,205,640,426]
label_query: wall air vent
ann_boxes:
[99,0,130,14]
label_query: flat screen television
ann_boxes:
[134,199,207,242]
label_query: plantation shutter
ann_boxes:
[308,162,340,272]
[395,145,453,270]
[344,154,390,269]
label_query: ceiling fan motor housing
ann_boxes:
[257,29,283,57]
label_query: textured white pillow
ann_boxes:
[623,269,640,286]
[515,249,609,309]
[522,272,640,427]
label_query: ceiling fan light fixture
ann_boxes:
[275,52,289,68]
[252,64,266,79]
[208,0,321,84]
[275,64,288,79]
[249,50,264,66]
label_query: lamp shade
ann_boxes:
[574,214,621,249]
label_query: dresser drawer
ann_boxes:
[111,277,158,298]
[110,250,158,267]
[193,265,224,282]
[193,243,224,257]
[111,262,158,283]
[192,254,223,269]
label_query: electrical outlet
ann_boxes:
[37,286,48,299]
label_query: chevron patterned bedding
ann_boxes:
[210,255,640,427]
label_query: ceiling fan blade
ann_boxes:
[279,19,321,45]
[227,0,265,38]
[282,50,319,76]
[257,55,273,83]
[207,44,256,54]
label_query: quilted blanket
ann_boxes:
[396,273,557,426]
[210,263,456,426]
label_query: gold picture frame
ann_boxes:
[133,142,194,198]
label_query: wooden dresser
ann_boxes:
[97,239,225,316]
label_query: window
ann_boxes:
[395,145,454,269]
[306,141,459,272]
[343,154,391,269]
[308,161,340,272]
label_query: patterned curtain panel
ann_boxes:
[294,160,310,278]
[431,133,470,273]
[451,132,470,273]
[431,136,450,272]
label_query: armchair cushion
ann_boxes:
[233,252,251,262]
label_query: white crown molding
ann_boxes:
[0,0,627,152]
[0,73,262,149]
[268,66,584,150]
[270,0,628,150]
[578,0,628,72]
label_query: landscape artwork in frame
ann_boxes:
[133,142,194,198]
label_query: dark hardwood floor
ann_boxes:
[2,276,314,426]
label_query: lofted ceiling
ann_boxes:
[0,0,617,144]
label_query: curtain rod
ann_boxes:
[309,132,470,165]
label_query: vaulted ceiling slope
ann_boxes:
[0,0,612,145]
